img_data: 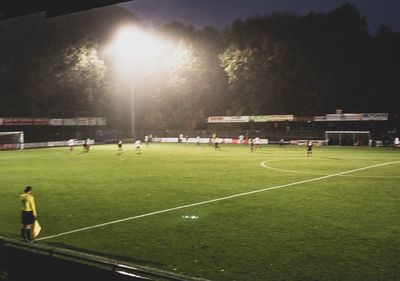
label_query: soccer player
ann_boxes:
[118,139,123,151]
[144,135,149,146]
[307,141,313,157]
[211,133,221,150]
[83,138,90,152]
[20,186,38,242]
[86,138,91,151]
[68,139,75,151]
[135,139,142,154]
[254,137,261,150]
[394,137,400,148]
[249,138,255,152]
[215,139,221,150]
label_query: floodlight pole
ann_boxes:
[130,82,136,139]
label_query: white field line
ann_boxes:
[37,160,400,241]
[260,160,400,178]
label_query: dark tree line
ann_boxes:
[220,4,399,116]
[0,4,399,133]
[0,6,135,119]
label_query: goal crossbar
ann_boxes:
[325,131,370,146]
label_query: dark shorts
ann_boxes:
[21,211,34,225]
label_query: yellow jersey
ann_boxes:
[20,193,37,217]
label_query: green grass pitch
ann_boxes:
[1,143,399,281]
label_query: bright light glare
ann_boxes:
[113,27,163,65]
[106,26,191,80]
[163,42,191,69]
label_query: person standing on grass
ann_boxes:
[118,139,123,151]
[68,139,75,151]
[86,138,91,152]
[307,140,313,157]
[249,138,255,152]
[135,139,142,154]
[254,137,261,150]
[20,186,37,242]
[213,136,221,150]
[83,138,87,151]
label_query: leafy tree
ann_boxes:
[135,23,228,131]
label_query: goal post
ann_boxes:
[0,131,24,150]
[325,131,370,146]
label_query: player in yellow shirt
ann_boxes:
[20,186,37,242]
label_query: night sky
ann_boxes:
[120,0,400,35]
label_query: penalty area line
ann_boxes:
[37,160,400,241]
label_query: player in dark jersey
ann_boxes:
[307,141,313,157]
[249,138,255,152]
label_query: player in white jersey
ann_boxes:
[135,139,142,154]
[254,137,261,150]
[68,139,75,151]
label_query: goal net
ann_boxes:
[325,131,370,146]
[0,131,24,150]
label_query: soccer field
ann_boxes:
[1,143,399,281]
